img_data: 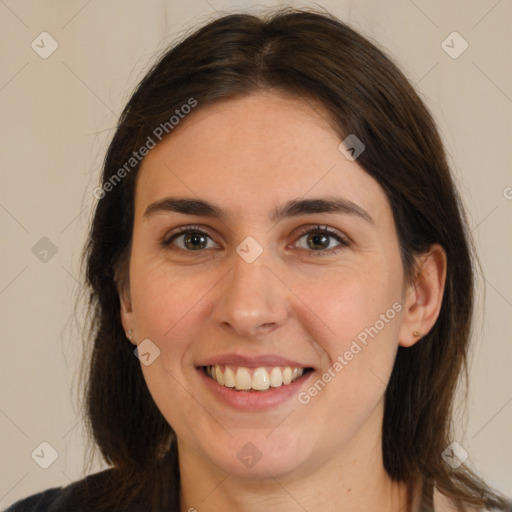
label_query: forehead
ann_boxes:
[135,92,390,223]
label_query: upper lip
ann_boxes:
[196,354,313,369]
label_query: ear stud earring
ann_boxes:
[126,329,133,341]
[413,330,421,337]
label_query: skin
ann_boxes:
[119,91,447,512]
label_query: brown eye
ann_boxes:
[179,232,210,250]
[294,225,348,254]
[161,226,218,251]
[305,232,330,250]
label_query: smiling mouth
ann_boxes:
[202,365,313,392]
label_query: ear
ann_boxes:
[118,279,137,347]
[399,243,447,347]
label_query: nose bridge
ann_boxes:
[215,245,288,337]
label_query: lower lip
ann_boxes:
[197,368,314,411]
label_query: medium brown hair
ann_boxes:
[80,7,511,511]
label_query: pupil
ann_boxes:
[309,233,328,250]
[186,233,206,250]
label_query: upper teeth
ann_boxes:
[205,365,305,391]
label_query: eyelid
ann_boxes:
[161,224,219,247]
[160,223,350,254]
[291,224,349,254]
[293,224,349,243]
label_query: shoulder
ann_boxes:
[4,467,119,512]
[3,487,65,512]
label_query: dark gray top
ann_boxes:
[4,470,511,512]
[3,468,141,512]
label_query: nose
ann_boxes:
[214,251,289,339]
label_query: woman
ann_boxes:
[6,7,511,512]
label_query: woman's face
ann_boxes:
[121,91,414,479]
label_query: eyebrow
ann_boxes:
[143,196,374,224]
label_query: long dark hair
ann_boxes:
[80,7,511,511]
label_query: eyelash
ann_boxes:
[160,224,349,256]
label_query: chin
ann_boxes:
[197,429,316,481]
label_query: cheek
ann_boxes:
[129,262,207,428]
[293,263,403,348]
[130,254,207,338]
[296,266,403,405]
[330,284,402,357]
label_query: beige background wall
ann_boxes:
[1,0,511,507]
